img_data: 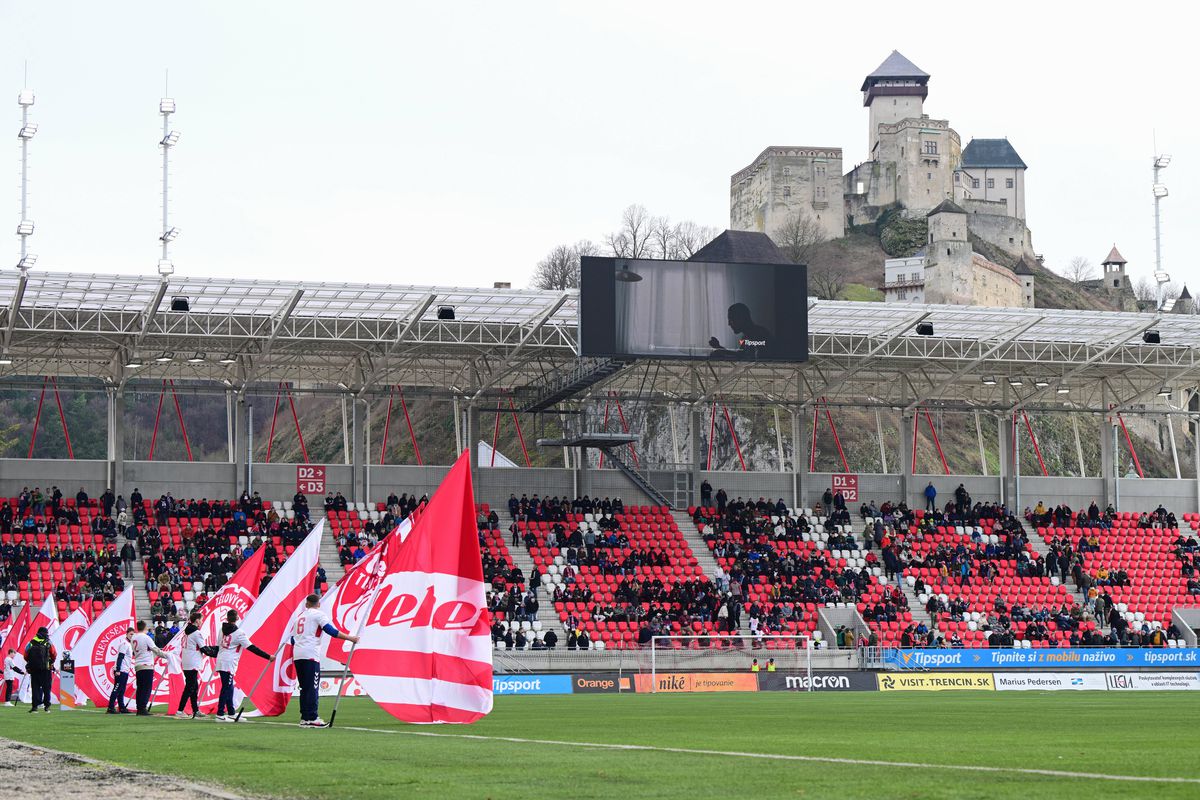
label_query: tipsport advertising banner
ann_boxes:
[884,647,1200,670]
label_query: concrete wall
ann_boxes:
[1114,478,1199,515]
[0,459,109,498]
[1017,477,1105,512]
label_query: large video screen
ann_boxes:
[579,257,807,362]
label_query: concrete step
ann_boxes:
[505,540,568,643]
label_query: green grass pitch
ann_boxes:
[2,692,1197,799]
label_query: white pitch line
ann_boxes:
[251,719,1200,785]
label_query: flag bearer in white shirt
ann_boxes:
[292,593,358,728]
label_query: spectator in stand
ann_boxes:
[700,480,713,508]
[923,482,937,512]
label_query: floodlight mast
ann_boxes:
[1152,149,1170,300]
[17,86,35,270]
[159,93,177,276]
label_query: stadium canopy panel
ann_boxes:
[1,270,1199,415]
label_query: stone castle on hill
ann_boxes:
[730,50,1039,307]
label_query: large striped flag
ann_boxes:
[353,451,493,724]
[0,602,31,662]
[320,515,413,666]
[162,542,269,713]
[234,520,325,717]
[72,587,136,708]
[26,593,60,646]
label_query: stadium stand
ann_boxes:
[7,475,1200,653]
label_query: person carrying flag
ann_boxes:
[3,648,24,706]
[174,611,209,719]
[292,593,357,728]
[215,609,274,723]
[107,628,133,714]
[24,627,56,713]
[131,620,166,716]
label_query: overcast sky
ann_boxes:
[2,2,1194,293]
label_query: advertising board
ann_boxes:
[877,672,995,691]
[885,647,1200,670]
[993,672,1108,691]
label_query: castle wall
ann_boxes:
[965,209,1034,259]
[956,167,1025,219]
[872,117,960,214]
[730,147,845,243]
[969,254,1024,307]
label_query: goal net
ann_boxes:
[643,635,813,692]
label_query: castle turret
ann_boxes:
[1101,244,1127,292]
[1175,284,1194,315]
[923,199,971,304]
[1013,256,1036,308]
[861,51,929,154]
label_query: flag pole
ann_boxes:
[233,642,286,722]
[327,573,387,729]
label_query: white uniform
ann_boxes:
[292,608,332,662]
[3,653,20,680]
[216,627,254,673]
[131,632,160,669]
[113,639,132,675]
[181,629,207,671]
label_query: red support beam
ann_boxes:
[611,392,639,468]
[490,398,502,467]
[923,407,951,475]
[400,387,423,466]
[27,377,47,459]
[721,404,747,472]
[1021,411,1048,477]
[169,380,193,462]
[1116,413,1145,479]
[147,380,167,461]
[809,403,821,472]
[264,383,283,464]
[50,378,75,460]
[822,399,849,473]
[507,396,531,468]
[287,389,310,464]
[379,388,395,465]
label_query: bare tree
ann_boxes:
[529,240,598,290]
[1062,256,1095,283]
[649,215,674,260]
[673,221,720,258]
[771,209,827,265]
[1132,276,1180,308]
[808,263,847,301]
[605,204,655,258]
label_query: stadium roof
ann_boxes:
[2,270,1198,415]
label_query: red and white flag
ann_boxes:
[27,593,60,645]
[0,601,31,661]
[73,587,136,708]
[320,516,413,666]
[162,542,269,713]
[234,520,325,716]
[354,452,493,724]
